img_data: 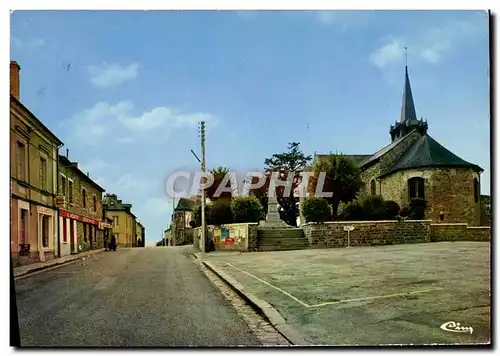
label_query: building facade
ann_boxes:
[170,197,197,246]
[136,221,145,247]
[10,61,64,266]
[313,65,484,225]
[57,153,106,255]
[103,194,138,248]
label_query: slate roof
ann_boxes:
[359,130,417,168]
[313,154,372,166]
[378,134,483,178]
[400,66,418,123]
[175,197,198,211]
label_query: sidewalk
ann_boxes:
[13,248,105,278]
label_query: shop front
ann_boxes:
[59,209,103,254]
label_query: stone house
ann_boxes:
[103,193,138,248]
[136,221,145,247]
[10,61,64,266]
[313,65,484,225]
[170,197,197,246]
[57,153,106,254]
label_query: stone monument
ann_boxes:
[259,194,290,228]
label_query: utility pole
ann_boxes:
[200,121,207,253]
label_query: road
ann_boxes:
[14,246,261,347]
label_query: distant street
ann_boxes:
[14,247,261,347]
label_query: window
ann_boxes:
[408,177,425,200]
[40,156,47,191]
[60,175,67,195]
[68,180,74,204]
[82,188,87,208]
[16,141,26,181]
[114,216,119,227]
[93,226,97,242]
[474,178,479,203]
[41,215,50,248]
[370,179,376,196]
[93,195,97,212]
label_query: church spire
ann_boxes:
[400,65,418,123]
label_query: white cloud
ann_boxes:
[87,63,139,88]
[369,15,487,69]
[369,38,405,69]
[11,37,45,51]
[67,101,219,145]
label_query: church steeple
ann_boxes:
[389,59,428,143]
[400,66,418,123]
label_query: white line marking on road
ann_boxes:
[308,288,443,308]
[223,262,443,310]
[224,262,310,307]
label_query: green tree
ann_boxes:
[231,196,263,223]
[205,166,232,202]
[251,142,312,226]
[309,153,362,219]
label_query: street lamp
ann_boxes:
[194,121,207,253]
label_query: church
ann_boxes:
[313,65,484,226]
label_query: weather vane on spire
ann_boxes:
[404,46,408,66]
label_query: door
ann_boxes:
[70,220,75,253]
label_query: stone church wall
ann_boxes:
[379,167,480,225]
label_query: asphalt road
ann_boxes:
[14,246,261,347]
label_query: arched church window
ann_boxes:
[371,179,376,196]
[408,177,425,200]
[474,178,479,203]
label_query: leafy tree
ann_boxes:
[192,204,211,227]
[249,142,311,226]
[301,197,332,223]
[308,153,363,218]
[231,196,263,223]
[208,199,233,225]
[204,166,233,202]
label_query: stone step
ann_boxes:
[259,238,309,245]
[258,244,309,252]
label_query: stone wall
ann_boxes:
[430,223,490,242]
[377,167,481,225]
[302,220,431,249]
[424,168,480,225]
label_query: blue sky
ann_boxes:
[10,10,490,245]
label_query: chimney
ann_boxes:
[66,149,69,158]
[10,61,20,100]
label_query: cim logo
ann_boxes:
[440,321,474,335]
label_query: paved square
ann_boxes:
[200,242,491,345]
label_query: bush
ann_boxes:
[359,195,385,220]
[342,201,363,220]
[231,196,263,223]
[382,200,400,220]
[301,197,332,223]
[208,199,233,225]
[409,198,427,219]
[400,207,410,217]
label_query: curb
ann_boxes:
[14,249,105,279]
[201,259,312,346]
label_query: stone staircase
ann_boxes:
[257,228,309,251]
